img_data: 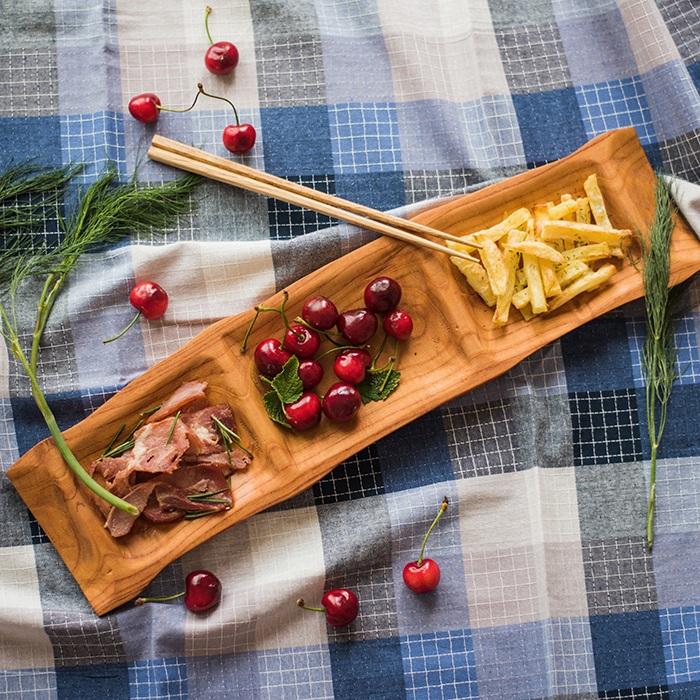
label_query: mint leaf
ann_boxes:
[263,390,290,428]
[358,367,401,403]
[270,355,302,404]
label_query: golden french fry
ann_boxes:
[518,303,535,321]
[540,259,562,297]
[511,286,530,309]
[547,264,617,312]
[575,197,591,224]
[463,207,531,244]
[541,220,630,245]
[523,252,547,313]
[493,230,525,326]
[583,174,612,229]
[561,242,612,263]
[450,257,496,307]
[556,261,590,287]
[479,238,509,297]
[548,199,577,220]
[506,241,565,264]
[514,268,527,292]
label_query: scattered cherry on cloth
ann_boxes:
[103,281,168,344]
[402,497,448,593]
[197,83,256,154]
[297,589,359,627]
[203,6,239,76]
[135,569,222,613]
[127,86,205,124]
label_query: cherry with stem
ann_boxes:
[297,589,359,627]
[197,83,256,154]
[402,497,448,593]
[204,6,239,76]
[241,291,302,352]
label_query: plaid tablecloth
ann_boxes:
[1,1,700,698]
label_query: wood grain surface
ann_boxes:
[8,128,700,615]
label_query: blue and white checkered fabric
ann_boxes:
[1,1,700,698]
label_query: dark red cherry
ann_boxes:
[255,338,292,378]
[364,276,402,313]
[297,588,359,628]
[298,360,323,389]
[285,391,322,431]
[205,41,239,75]
[223,123,256,154]
[383,309,413,341]
[184,570,221,612]
[283,323,321,359]
[128,93,161,123]
[301,295,338,330]
[334,350,370,384]
[322,382,361,422]
[336,308,378,345]
[129,281,168,320]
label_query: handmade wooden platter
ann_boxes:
[8,128,700,615]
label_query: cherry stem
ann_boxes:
[102,311,141,344]
[294,317,344,345]
[204,6,215,45]
[315,344,365,361]
[258,292,304,341]
[134,591,184,606]
[416,497,449,567]
[197,83,240,126]
[240,307,261,352]
[158,88,203,114]
[371,332,389,369]
[296,598,325,613]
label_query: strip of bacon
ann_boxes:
[145,380,208,424]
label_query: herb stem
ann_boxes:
[0,306,138,515]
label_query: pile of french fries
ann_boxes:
[448,174,631,326]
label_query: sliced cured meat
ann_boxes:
[162,464,230,494]
[105,481,157,538]
[93,456,130,481]
[145,381,208,424]
[181,404,235,456]
[182,447,251,474]
[142,500,184,524]
[129,418,189,475]
[154,483,230,513]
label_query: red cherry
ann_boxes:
[223,124,256,154]
[364,276,402,313]
[402,559,441,593]
[285,391,322,431]
[336,308,378,345]
[298,360,323,389]
[135,569,221,614]
[383,309,413,341]
[203,6,239,75]
[184,570,221,612]
[301,296,338,330]
[255,338,292,378]
[297,588,359,627]
[103,280,168,344]
[128,93,161,123]
[205,41,239,75]
[322,382,361,422]
[283,323,320,359]
[402,498,448,594]
[129,281,168,320]
[333,350,370,384]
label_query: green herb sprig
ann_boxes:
[0,165,199,515]
[642,175,678,551]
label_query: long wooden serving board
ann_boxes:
[8,128,700,615]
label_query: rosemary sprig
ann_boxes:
[213,415,253,459]
[184,510,224,520]
[102,423,125,457]
[0,165,199,514]
[102,439,135,459]
[188,488,230,500]
[642,175,678,551]
[165,411,181,445]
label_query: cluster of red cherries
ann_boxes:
[128,6,256,155]
[137,497,449,625]
[244,276,414,430]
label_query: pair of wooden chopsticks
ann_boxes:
[148,135,479,263]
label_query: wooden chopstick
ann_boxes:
[148,136,480,263]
